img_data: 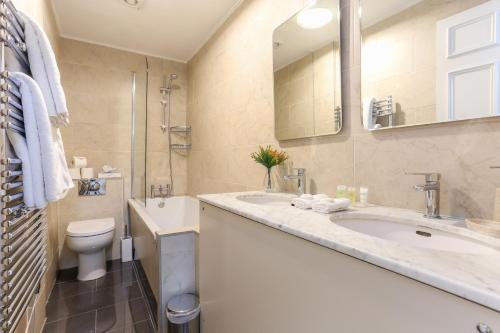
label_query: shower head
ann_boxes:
[166,73,177,90]
[160,73,178,94]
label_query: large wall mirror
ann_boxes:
[361,0,500,130]
[273,0,342,140]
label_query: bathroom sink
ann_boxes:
[331,215,498,255]
[236,194,295,207]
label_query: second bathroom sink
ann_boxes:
[331,215,498,255]
[236,193,296,207]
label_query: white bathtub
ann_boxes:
[128,196,199,332]
[131,196,199,236]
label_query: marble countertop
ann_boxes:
[198,191,500,312]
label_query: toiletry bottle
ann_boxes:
[359,187,369,207]
[347,187,356,204]
[336,185,347,198]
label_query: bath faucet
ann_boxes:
[151,184,171,199]
[406,172,440,219]
[283,168,306,195]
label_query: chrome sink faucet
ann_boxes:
[406,172,441,219]
[283,168,306,195]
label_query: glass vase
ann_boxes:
[263,167,279,192]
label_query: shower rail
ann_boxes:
[0,1,48,332]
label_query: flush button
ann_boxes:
[477,323,493,333]
[78,178,106,196]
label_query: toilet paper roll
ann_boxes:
[72,156,87,168]
[81,168,94,179]
[69,168,81,180]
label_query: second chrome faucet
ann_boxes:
[406,172,441,218]
[283,168,306,195]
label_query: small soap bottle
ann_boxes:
[347,187,356,204]
[359,187,369,207]
[336,185,347,198]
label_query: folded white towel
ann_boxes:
[6,131,36,207]
[312,198,351,214]
[291,198,315,209]
[299,194,313,200]
[20,12,69,127]
[11,72,73,207]
[313,194,329,200]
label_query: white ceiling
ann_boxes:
[51,0,244,62]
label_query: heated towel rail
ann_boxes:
[373,96,394,127]
[0,1,47,332]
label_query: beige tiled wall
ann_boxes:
[187,0,500,220]
[146,59,189,196]
[57,38,189,268]
[275,43,340,139]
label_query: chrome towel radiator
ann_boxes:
[0,1,48,332]
[373,96,394,127]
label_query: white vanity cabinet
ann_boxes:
[199,203,500,333]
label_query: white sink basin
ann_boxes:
[331,215,497,255]
[236,194,295,206]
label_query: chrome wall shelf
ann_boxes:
[169,124,192,150]
[170,143,192,150]
[170,125,191,133]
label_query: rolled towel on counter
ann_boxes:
[292,194,333,209]
[291,197,314,209]
[312,198,351,214]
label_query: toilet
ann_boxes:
[66,218,116,281]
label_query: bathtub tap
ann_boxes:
[151,184,171,199]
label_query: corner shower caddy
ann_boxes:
[170,125,192,150]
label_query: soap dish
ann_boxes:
[466,218,500,238]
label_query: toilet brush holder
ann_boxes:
[121,236,133,262]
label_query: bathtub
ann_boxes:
[128,196,199,332]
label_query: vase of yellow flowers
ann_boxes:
[251,145,288,192]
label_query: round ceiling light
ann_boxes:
[297,7,333,29]
[121,0,146,9]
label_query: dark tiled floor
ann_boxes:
[43,260,156,333]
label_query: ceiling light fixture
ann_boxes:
[297,7,333,29]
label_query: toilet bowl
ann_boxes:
[66,218,115,281]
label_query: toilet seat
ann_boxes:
[67,218,115,237]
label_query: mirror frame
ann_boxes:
[272,1,344,141]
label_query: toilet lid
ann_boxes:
[67,218,115,237]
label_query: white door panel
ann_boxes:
[437,0,500,121]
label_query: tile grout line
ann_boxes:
[131,261,158,329]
